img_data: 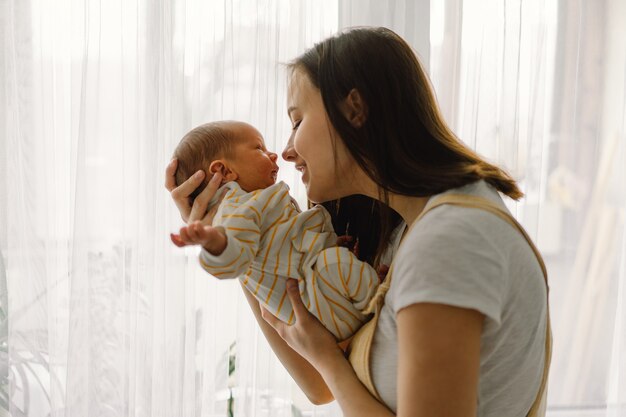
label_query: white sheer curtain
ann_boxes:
[1,1,339,416]
[2,1,626,417]
[431,0,626,416]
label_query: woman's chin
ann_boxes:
[305,185,334,204]
[304,184,321,204]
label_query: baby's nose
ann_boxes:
[269,152,278,161]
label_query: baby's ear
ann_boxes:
[209,160,238,183]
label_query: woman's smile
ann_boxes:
[295,164,307,181]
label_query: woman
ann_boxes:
[166,27,550,417]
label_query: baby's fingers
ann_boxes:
[172,223,212,247]
[170,233,187,247]
[178,225,195,244]
[194,224,216,241]
[185,221,206,242]
[336,235,353,247]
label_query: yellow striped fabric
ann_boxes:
[198,181,379,340]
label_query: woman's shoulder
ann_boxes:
[386,181,526,322]
[410,181,517,243]
[397,182,510,250]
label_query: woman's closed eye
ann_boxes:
[292,120,301,130]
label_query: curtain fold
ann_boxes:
[431,0,626,414]
[2,1,341,416]
[2,1,625,416]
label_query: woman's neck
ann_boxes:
[387,193,431,226]
[349,168,431,225]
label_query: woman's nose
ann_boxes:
[282,135,297,162]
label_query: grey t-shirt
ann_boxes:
[371,180,547,416]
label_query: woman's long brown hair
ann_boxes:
[292,27,523,266]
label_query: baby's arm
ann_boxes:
[198,191,263,279]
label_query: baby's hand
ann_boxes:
[336,234,353,247]
[336,235,359,258]
[377,264,390,283]
[171,222,228,255]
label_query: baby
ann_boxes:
[172,120,379,341]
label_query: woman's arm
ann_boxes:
[396,303,483,417]
[314,349,395,416]
[262,280,484,417]
[324,303,483,417]
[239,281,335,405]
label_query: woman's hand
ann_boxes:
[166,159,227,246]
[263,279,396,416]
[165,158,224,224]
[260,279,344,369]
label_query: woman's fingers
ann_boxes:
[189,172,222,222]
[261,279,308,330]
[165,159,179,191]
[165,159,192,222]
[201,187,228,224]
[261,279,339,364]
[285,279,310,323]
[260,281,305,337]
[170,169,206,222]
[260,305,285,335]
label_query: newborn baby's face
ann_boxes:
[228,123,279,192]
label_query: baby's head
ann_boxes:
[173,121,279,200]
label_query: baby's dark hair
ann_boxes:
[172,122,237,201]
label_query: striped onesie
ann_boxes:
[199,181,379,341]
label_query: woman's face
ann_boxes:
[284,70,366,203]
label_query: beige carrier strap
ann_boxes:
[347,194,552,416]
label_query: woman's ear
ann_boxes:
[209,160,238,183]
[342,88,368,128]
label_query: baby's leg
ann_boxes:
[309,247,379,340]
